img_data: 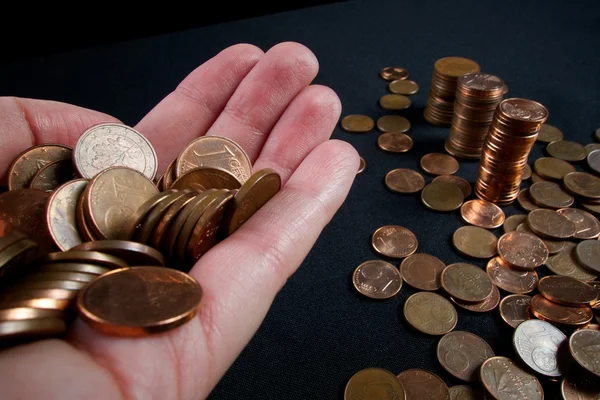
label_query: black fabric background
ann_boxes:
[1,0,599,398]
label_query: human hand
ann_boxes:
[0,42,358,399]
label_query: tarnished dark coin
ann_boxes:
[538,275,597,307]
[547,140,587,162]
[46,179,87,251]
[72,241,163,266]
[422,182,464,212]
[557,208,600,240]
[503,214,527,233]
[396,369,449,400]
[385,169,425,194]
[377,132,413,153]
[437,331,494,382]
[29,159,76,192]
[352,260,402,299]
[480,357,543,400]
[171,166,242,192]
[497,231,548,270]
[341,115,374,133]
[0,239,40,280]
[452,226,497,259]
[513,319,568,377]
[433,175,471,198]
[563,172,600,201]
[460,199,504,229]
[344,368,406,400]
[569,329,600,377]
[530,294,593,327]
[421,153,459,175]
[527,209,576,240]
[0,307,64,321]
[499,294,532,328]
[546,242,597,281]
[371,225,418,258]
[7,144,72,191]
[537,124,564,143]
[389,79,418,95]
[589,281,600,310]
[448,386,481,400]
[379,94,411,110]
[515,223,565,254]
[486,257,538,294]
[400,253,445,291]
[404,292,457,335]
[533,157,575,180]
[380,67,409,81]
[529,181,574,209]
[377,115,410,133]
[517,189,540,212]
[575,240,600,274]
[451,285,500,313]
[441,263,493,302]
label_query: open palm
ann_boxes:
[0,42,358,399]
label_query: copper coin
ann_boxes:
[7,144,72,191]
[1,288,79,302]
[175,136,251,183]
[162,158,178,190]
[0,239,40,280]
[499,294,532,328]
[569,329,600,377]
[452,226,497,259]
[537,124,564,143]
[341,115,374,133]
[503,214,527,233]
[546,242,597,281]
[380,66,409,81]
[376,115,410,133]
[77,267,202,336]
[517,189,540,212]
[46,179,87,251]
[377,132,413,153]
[435,57,480,77]
[575,240,600,274]
[460,199,504,229]
[404,292,457,335]
[134,190,193,245]
[0,307,63,321]
[522,164,532,180]
[385,169,425,194]
[150,192,197,250]
[529,181,574,209]
[28,271,98,283]
[587,149,600,174]
[561,376,600,400]
[589,281,600,310]
[421,153,459,176]
[563,172,600,200]
[224,169,281,235]
[433,175,471,198]
[527,209,576,239]
[396,369,449,400]
[75,188,96,242]
[352,260,402,300]
[422,182,464,212]
[486,257,538,294]
[371,225,418,259]
[581,202,600,216]
[586,144,600,155]
[448,386,480,400]
[71,241,164,266]
[344,368,406,400]
[451,285,500,313]
[437,331,494,382]
[480,357,543,400]
[538,275,597,307]
[533,157,575,180]
[441,262,493,302]
[171,166,242,191]
[357,157,366,174]
[13,279,87,291]
[513,319,568,377]
[36,262,110,275]
[400,253,445,291]
[530,294,593,327]
[529,173,551,185]
[497,231,548,270]
[119,190,178,240]
[547,140,587,162]
[388,79,419,95]
[515,223,564,255]
[41,250,129,269]
[0,318,66,344]
[557,208,600,240]
[379,94,411,110]
[29,159,76,192]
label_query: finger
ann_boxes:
[0,97,119,182]
[134,44,263,172]
[205,42,319,162]
[252,84,342,184]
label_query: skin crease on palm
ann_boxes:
[0,42,359,399]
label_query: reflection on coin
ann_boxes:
[534,157,575,180]
[45,179,88,251]
[396,369,449,400]
[588,149,600,174]
[377,115,411,133]
[448,385,480,400]
[563,172,600,200]
[546,242,597,281]
[400,253,445,291]
[42,250,128,269]
[480,357,543,400]
[530,294,593,327]
[486,257,538,294]
[377,132,413,153]
[538,275,597,307]
[561,376,600,400]
[389,79,419,95]
[385,169,425,194]
[513,319,568,377]
[421,153,459,175]
[558,208,600,240]
[575,240,600,274]
[371,226,418,258]
[569,329,600,377]
[499,294,532,328]
[547,140,587,162]
[341,115,374,133]
[517,189,539,212]
[435,57,480,77]
[380,67,409,81]
[497,231,548,269]
[379,94,411,110]
[422,182,464,212]
[537,124,564,143]
[357,157,366,174]
[452,226,497,259]
[460,200,504,229]
[71,241,163,266]
[441,262,493,302]
[451,285,500,313]
[437,331,494,382]
[516,223,565,254]
[529,181,574,209]
[528,209,576,240]
[503,214,527,233]
[352,260,402,300]
[7,144,72,191]
[433,175,471,198]
[344,368,406,400]
[404,292,457,335]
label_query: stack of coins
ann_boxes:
[475,98,549,205]
[424,57,480,126]
[446,73,505,159]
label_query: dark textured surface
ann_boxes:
[2,0,600,398]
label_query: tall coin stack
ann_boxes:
[424,57,480,126]
[445,73,505,159]
[475,98,548,205]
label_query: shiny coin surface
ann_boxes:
[45,179,87,251]
[352,260,402,299]
[0,307,63,321]
[435,57,480,77]
[400,253,445,291]
[344,368,406,400]
[171,166,241,191]
[480,357,543,400]
[486,257,538,294]
[7,144,72,191]
[547,140,587,162]
[557,208,600,240]
[538,275,597,307]
[377,132,413,153]
[422,182,464,212]
[452,226,497,259]
[42,250,129,269]
[530,294,593,327]
[546,242,597,281]
[340,115,374,133]
[517,223,565,254]
[371,225,418,258]
[77,267,202,336]
[537,124,564,143]
[561,376,600,400]
[499,294,532,328]
[396,369,449,400]
[404,292,457,335]
[357,157,365,174]
[433,175,471,198]
[460,199,504,229]
[563,172,600,200]
[388,79,418,95]
[0,318,66,345]
[385,169,425,194]
[74,123,157,180]
[513,319,568,378]
[529,181,574,209]
[448,386,480,400]
[575,239,600,274]
[533,157,575,180]
[134,190,193,245]
[37,262,111,275]
[376,115,410,133]
[503,214,527,233]
[517,189,539,212]
[569,329,600,377]
[528,209,576,240]
[451,285,500,313]
[588,149,600,174]
[29,159,75,192]
[497,231,548,269]
[420,153,459,175]
[441,262,493,302]
[437,331,494,382]
[71,241,163,266]
[379,94,411,110]
[380,66,408,81]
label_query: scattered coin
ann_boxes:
[420,153,459,175]
[376,115,410,133]
[71,241,164,266]
[379,94,411,110]
[404,292,457,335]
[515,223,565,254]
[377,132,413,153]
[534,157,576,180]
[357,157,366,174]
[352,260,402,300]
[452,226,497,259]
[448,385,480,400]
[371,225,418,258]
[497,231,548,269]
[569,329,600,377]
[421,182,464,212]
[563,172,600,201]
[451,284,501,313]
[437,331,494,382]
[380,67,409,81]
[561,375,600,400]
[486,257,538,294]
[538,275,597,307]
[503,214,527,233]
[557,208,600,240]
[547,140,587,162]
[385,169,425,194]
[499,294,532,328]
[575,239,600,273]
[7,144,72,191]
[29,159,76,192]
[480,357,543,400]
[45,179,87,251]
[513,319,568,377]
[531,172,550,184]
[587,149,600,174]
[530,294,593,327]
[432,175,471,198]
[441,262,493,302]
[546,242,597,281]
[341,115,374,133]
[460,199,504,229]
[527,209,576,240]
[537,124,564,143]
[396,369,449,400]
[400,253,445,291]
[517,189,540,212]
[344,368,406,400]
[529,181,574,209]
[388,79,419,95]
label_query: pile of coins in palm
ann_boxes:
[341,60,600,398]
[0,123,281,345]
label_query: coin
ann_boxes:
[563,172,600,200]
[588,149,600,175]
[400,253,445,291]
[404,292,457,335]
[0,231,28,253]
[74,123,157,180]
[569,329,600,377]
[486,257,538,294]
[546,242,597,281]
[344,368,406,400]
[0,307,63,321]
[451,285,501,313]
[175,136,252,183]
[557,208,600,240]
[422,182,464,212]
[581,202,600,216]
[460,200,504,229]
[575,240,600,273]
[537,124,564,143]
[385,169,425,194]
[530,294,593,327]
[522,164,532,180]
[0,318,66,345]
[1,288,79,302]
[29,159,76,192]
[421,153,459,175]
[499,294,532,328]
[538,275,597,307]
[515,223,565,254]
[7,144,72,191]
[41,251,129,269]
[36,262,111,275]
[352,260,402,300]
[480,357,543,400]
[561,376,600,400]
[497,231,548,269]
[28,271,98,283]
[120,190,178,240]
[441,262,493,302]
[0,239,40,280]
[448,386,480,400]
[437,331,494,382]
[45,179,87,251]
[77,267,202,336]
[161,158,178,190]
[72,241,163,266]
[75,188,96,242]
[529,181,574,209]
[171,166,242,191]
[14,279,87,291]
[340,115,374,133]
[134,191,193,244]
[150,192,197,250]
[357,157,366,174]
[433,175,471,198]
[528,209,576,239]
[547,140,587,162]
[388,79,419,95]
[377,132,413,153]
[396,369,449,400]
[452,226,497,259]
[513,319,568,377]
[517,189,539,212]
[586,144,600,155]
[380,67,409,81]
[533,157,575,180]
[371,226,418,258]
[435,57,480,77]
[379,94,411,110]
[376,115,410,133]
[503,214,527,233]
